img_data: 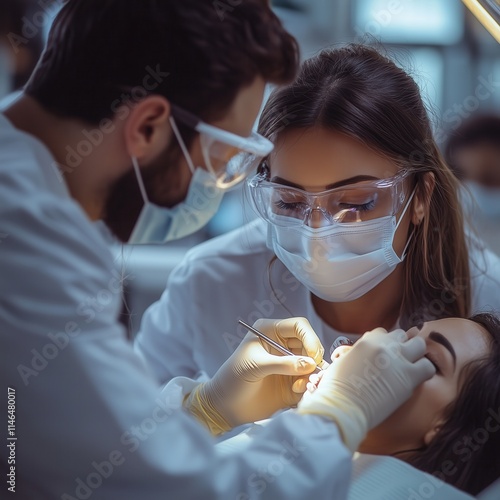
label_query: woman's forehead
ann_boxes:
[271,128,399,188]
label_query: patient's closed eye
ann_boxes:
[428,331,456,372]
[425,352,441,375]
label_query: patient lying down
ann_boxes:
[217,314,500,498]
[313,313,500,496]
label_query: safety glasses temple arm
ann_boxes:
[171,104,273,156]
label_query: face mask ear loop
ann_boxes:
[132,156,149,204]
[396,187,417,259]
[395,187,417,231]
[169,116,196,175]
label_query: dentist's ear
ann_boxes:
[412,172,435,225]
[124,96,172,162]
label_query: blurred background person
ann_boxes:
[0,0,43,96]
[0,0,59,103]
[446,114,500,255]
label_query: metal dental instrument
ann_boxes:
[238,319,324,374]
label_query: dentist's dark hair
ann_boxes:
[25,0,298,131]
[25,0,299,243]
[407,312,500,495]
[258,44,471,327]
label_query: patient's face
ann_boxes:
[358,317,490,455]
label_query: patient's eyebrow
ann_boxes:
[429,331,457,370]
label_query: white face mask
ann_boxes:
[267,188,416,302]
[129,158,224,244]
[464,181,500,218]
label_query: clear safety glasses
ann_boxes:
[170,105,273,190]
[247,170,411,227]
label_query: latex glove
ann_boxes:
[297,327,435,452]
[184,317,325,435]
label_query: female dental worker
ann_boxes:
[0,3,436,498]
[136,44,500,384]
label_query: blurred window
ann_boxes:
[353,0,464,45]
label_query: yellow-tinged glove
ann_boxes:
[184,317,325,436]
[297,328,436,453]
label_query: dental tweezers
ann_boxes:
[238,319,324,374]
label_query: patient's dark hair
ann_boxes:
[407,312,500,495]
[25,0,298,129]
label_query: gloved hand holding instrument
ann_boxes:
[184,317,326,435]
[185,320,435,447]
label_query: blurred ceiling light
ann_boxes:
[462,0,500,42]
[353,0,464,45]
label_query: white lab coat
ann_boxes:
[0,113,353,499]
[135,211,500,384]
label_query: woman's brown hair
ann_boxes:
[258,44,471,326]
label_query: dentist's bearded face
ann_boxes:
[103,76,266,242]
[103,137,195,242]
